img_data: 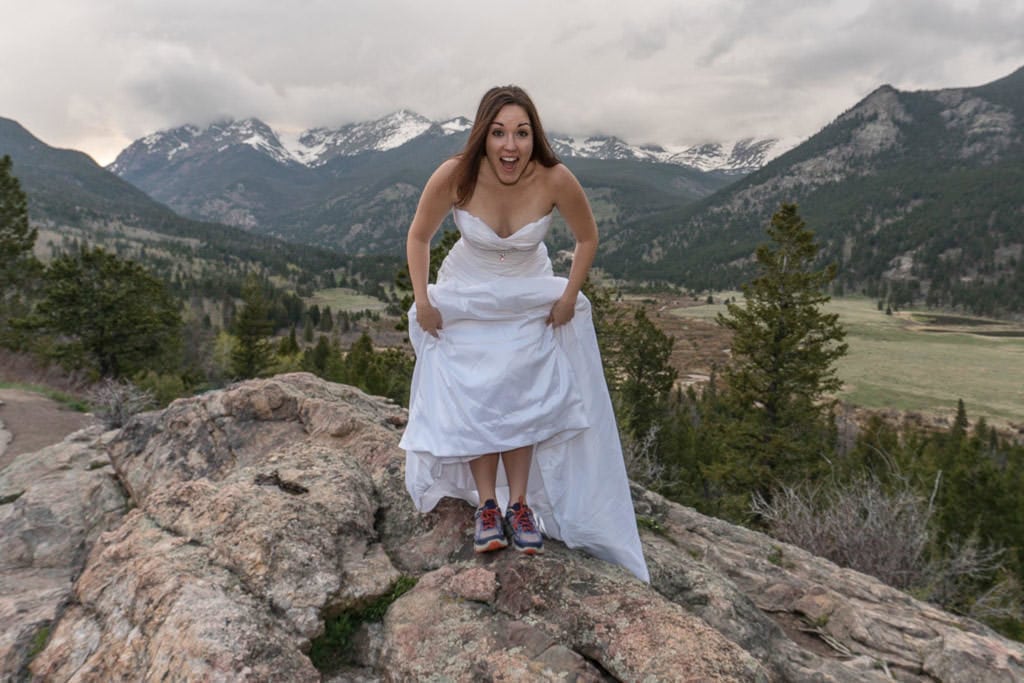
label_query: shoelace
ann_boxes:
[510,505,537,532]
[478,506,501,530]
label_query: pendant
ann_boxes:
[499,251,506,262]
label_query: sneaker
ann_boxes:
[474,499,508,553]
[505,498,543,555]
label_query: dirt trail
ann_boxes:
[0,389,96,470]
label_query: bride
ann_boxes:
[399,85,648,582]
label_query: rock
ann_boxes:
[0,425,125,679]
[634,485,1024,682]
[29,374,411,681]
[380,552,765,681]
[0,372,1020,682]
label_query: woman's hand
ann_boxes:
[416,301,443,337]
[547,295,577,327]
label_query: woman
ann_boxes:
[399,85,648,582]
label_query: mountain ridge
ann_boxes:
[104,113,739,257]
[109,111,787,177]
[602,65,1024,315]
[0,115,343,296]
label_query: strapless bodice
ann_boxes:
[441,208,554,281]
[455,208,551,248]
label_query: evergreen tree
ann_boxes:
[337,331,413,405]
[319,305,334,332]
[0,155,40,333]
[608,307,677,440]
[33,247,182,377]
[951,398,969,442]
[302,334,339,378]
[230,276,275,379]
[711,203,848,516]
[278,325,300,356]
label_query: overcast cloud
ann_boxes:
[2,0,1022,165]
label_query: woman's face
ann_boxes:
[484,104,534,185]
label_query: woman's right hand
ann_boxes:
[416,301,443,337]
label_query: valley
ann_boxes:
[667,294,1024,432]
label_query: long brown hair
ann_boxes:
[452,85,560,206]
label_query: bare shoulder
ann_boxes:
[543,162,585,203]
[422,158,460,202]
[430,157,461,186]
[544,162,579,188]
[436,156,460,178]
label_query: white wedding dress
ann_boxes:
[400,207,649,582]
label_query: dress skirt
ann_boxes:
[399,212,649,582]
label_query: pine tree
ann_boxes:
[711,203,848,515]
[278,325,300,356]
[951,398,969,442]
[230,276,275,379]
[0,155,40,329]
[319,306,334,332]
[608,307,677,440]
[34,247,182,377]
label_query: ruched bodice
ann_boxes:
[399,206,649,582]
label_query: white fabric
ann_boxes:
[400,208,650,582]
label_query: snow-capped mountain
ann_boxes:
[280,110,472,166]
[548,133,788,175]
[109,112,785,177]
[109,118,298,176]
[105,110,739,255]
[111,112,473,176]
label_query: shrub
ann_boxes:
[87,378,156,428]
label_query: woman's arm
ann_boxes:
[548,164,599,326]
[407,159,457,336]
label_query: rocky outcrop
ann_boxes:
[2,373,1022,681]
[0,427,125,680]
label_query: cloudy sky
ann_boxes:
[3,0,1023,165]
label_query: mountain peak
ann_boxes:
[111,113,786,174]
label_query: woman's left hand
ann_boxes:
[547,295,577,327]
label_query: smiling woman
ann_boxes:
[399,85,648,581]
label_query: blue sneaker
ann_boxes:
[505,498,543,555]
[474,499,508,553]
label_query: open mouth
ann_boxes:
[499,156,518,173]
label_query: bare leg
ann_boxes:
[500,445,533,504]
[469,453,500,505]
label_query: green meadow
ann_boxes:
[672,296,1024,426]
[307,288,389,313]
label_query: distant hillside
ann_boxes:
[606,66,1024,316]
[0,117,352,302]
[106,114,745,256]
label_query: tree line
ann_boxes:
[592,203,1023,640]
[0,154,412,406]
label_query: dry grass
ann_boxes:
[308,288,388,313]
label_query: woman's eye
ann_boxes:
[491,129,503,137]
[517,130,530,137]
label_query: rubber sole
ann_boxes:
[513,544,544,555]
[474,538,508,553]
